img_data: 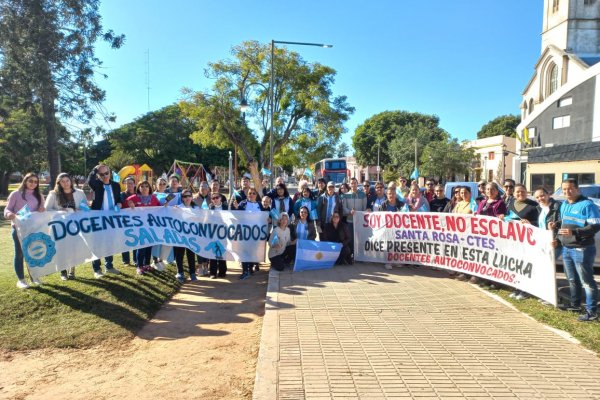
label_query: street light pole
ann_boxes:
[376,137,381,182]
[269,39,332,187]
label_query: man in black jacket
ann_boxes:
[87,164,122,278]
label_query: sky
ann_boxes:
[93,0,544,148]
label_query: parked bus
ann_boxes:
[314,158,349,185]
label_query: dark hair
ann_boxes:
[317,178,326,184]
[503,178,516,185]
[136,180,152,194]
[123,177,135,185]
[53,173,75,208]
[514,183,527,191]
[562,178,578,188]
[299,205,312,221]
[339,183,350,193]
[275,183,290,198]
[301,186,314,200]
[181,189,196,207]
[169,174,180,182]
[18,172,42,205]
[459,186,471,194]
[534,186,549,194]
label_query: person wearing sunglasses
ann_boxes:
[397,176,410,198]
[423,179,436,203]
[235,189,266,279]
[44,173,87,281]
[127,180,161,275]
[444,187,463,213]
[87,164,123,278]
[429,185,450,213]
[503,178,516,210]
[210,180,227,204]
[4,173,45,289]
[366,182,386,212]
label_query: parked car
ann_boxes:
[552,184,600,206]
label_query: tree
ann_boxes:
[420,139,474,182]
[107,104,228,174]
[0,0,124,184]
[353,111,447,176]
[476,115,520,139]
[337,142,350,158]
[180,40,354,190]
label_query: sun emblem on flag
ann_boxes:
[315,252,323,260]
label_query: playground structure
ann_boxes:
[117,164,154,190]
[166,159,209,191]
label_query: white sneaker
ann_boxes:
[201,266,210,276]
[31,278,42,285]
[509,291,518,299]
[153,262,165,272]
[105,268,121,275]
[94,271,104,279]
[16,279,29,289]
[384,264,393,270]
[60,275,68,281]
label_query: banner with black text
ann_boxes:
[354,211,557,305]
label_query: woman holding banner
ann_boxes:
[236,188,267,279]
[193,181,211,276]
[127,181,161,275]
[44,173,87,281]
[268,212,294,271]
[4,173,45,289]
[173,189,198,282]
[208,190,228,278]
[119,177,137,267]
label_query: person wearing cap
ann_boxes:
[476,180,487,202]
[316,181,343,234]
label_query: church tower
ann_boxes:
[542,0,600,58]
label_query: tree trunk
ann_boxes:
[0,171,10,196]
[41,91,59,185]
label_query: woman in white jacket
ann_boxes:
[44,173,88,280]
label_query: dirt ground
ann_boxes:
[0,263,268,400]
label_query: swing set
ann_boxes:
[166,159,210,192]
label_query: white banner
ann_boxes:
[14,207,269,279]
[354,211,557,305]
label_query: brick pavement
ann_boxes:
[253,263,600,400]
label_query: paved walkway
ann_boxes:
[254,263,600,399]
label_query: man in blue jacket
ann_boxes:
[556,179,600,322]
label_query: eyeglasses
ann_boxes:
[248,192,257,196]
[399,180,407,183]
[140,185,150,188]
[182,195,192,198]
[211,196,220,200]
[98,172,110,177]
[504,185,514,189]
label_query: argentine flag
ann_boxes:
[16,204,32,220]
[294,239,342,272]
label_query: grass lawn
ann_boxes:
[496,289,600,354]
[0,215,181,350]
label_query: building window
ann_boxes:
[552,0,559,12]
[558,97,572,107]
[562,173,595,185]
[531,174,555,194]
[529,99,534,114]
[553,115,571,129]
[548,64,559,96]
[488,151,495,161]
[584,0,595,5]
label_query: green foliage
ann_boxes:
[382,169,399,183]
[352,111,447,170]
[0,0,124,183]
[107,104,229,174]
[337,142,350,158]
[180,41,354,168]
[420,138,474,181]
[476,114,520,139]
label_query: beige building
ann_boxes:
[515,0,600,192]
[464,135,518,183]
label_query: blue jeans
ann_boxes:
[92,256,114,273]
[12,228,25,280]
[562,246,598,314]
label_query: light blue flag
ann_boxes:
[112,172,120,183]
[270,208,280,221]
[79,200,91,211]
[504,209,521,221]
[395,188,405,201]
[417,200,430,212]
[16,204,31,220]
[304,168,313,178]
[114,204,121,212]
[293,239,342,272]
[469,197,478,213]
[261,168,272,176]
[154,192,168,205]
[202,199,209,209]
[271,231,279,246]
[410,168,419,180]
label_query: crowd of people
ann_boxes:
[4,165,599,322]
